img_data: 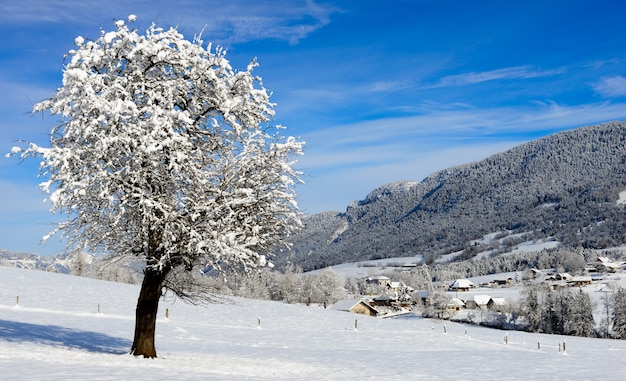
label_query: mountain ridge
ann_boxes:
[280,121,626,270]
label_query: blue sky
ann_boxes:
[3,0,626,255]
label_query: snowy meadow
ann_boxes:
[0,266,625,380]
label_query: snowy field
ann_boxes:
[1,266,626,380]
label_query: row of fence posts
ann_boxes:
[13,296,172,319]
[500,330,567,353]
[257,317,567,355]
[428,321,570,353]
[8,296,571,353]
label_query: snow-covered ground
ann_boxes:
[1,266,626,380]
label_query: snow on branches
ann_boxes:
[12,16,304,279]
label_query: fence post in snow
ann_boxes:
[258,316,261,328]
[16,296,18,306]
[166,308,169,319]
[538,341,541,350]
[354,319,358,331]
[97,304,100,314]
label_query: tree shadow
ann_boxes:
[0,319,131,354]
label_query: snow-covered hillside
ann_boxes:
[1,266,625,380]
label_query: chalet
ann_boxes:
[332,299,379,317]
[446,298,465,312]
[366,276,391,287]
[568,276,593,287]
[463,295,508,311]
[464,295,491,310]
[594,257,622,273]
[373,295,394,307]
[488,297,507,312]
[492,277,513,286]
[449,278,475,292]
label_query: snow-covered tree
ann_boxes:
[344,276,360,297]
[569,289,596,337]
[612,288,626,339]
[308,267,345,308]
[520,285,542,332]
[68,250,93,277]
[275,265,304,304]
[423,291,451,319]
[10,17,303,358]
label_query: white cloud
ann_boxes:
[209,1,339,44]
[295,101,626,213]
[593,76,626,98]
[365,80,414,93]
[433,66,561,88]
[0,0,338,44]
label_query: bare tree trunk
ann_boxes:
[130,267,169,358]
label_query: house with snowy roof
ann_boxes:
[593,257,622,273]
[366,276,391,287]
[488,297,507,312]
[446,298,465,312]
[464,295,508,311]
[568,276,593,287]
[464,295,491,310]
[332,299,379,317]
[449,278,474,292]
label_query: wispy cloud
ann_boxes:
[432,66,562,88]
[0,0,338,45]
[208,0,340,44]
[299,101,626,176]
[593,76,626,98]
[295,100,626,212]
[365,80,414,93]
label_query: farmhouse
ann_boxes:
[332,299,379,317]
[491,277,513,287]
[449,278,475,292]
[446,298,465,312]
[488,297,507,312]
[464,295,491,310]
[594,257,622,273]
[568,276,593,287]
[366,276,391,287]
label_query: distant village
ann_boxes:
[332,256,625,319]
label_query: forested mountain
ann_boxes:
[279,121,626,271]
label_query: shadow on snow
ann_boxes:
[0,319,131,354]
